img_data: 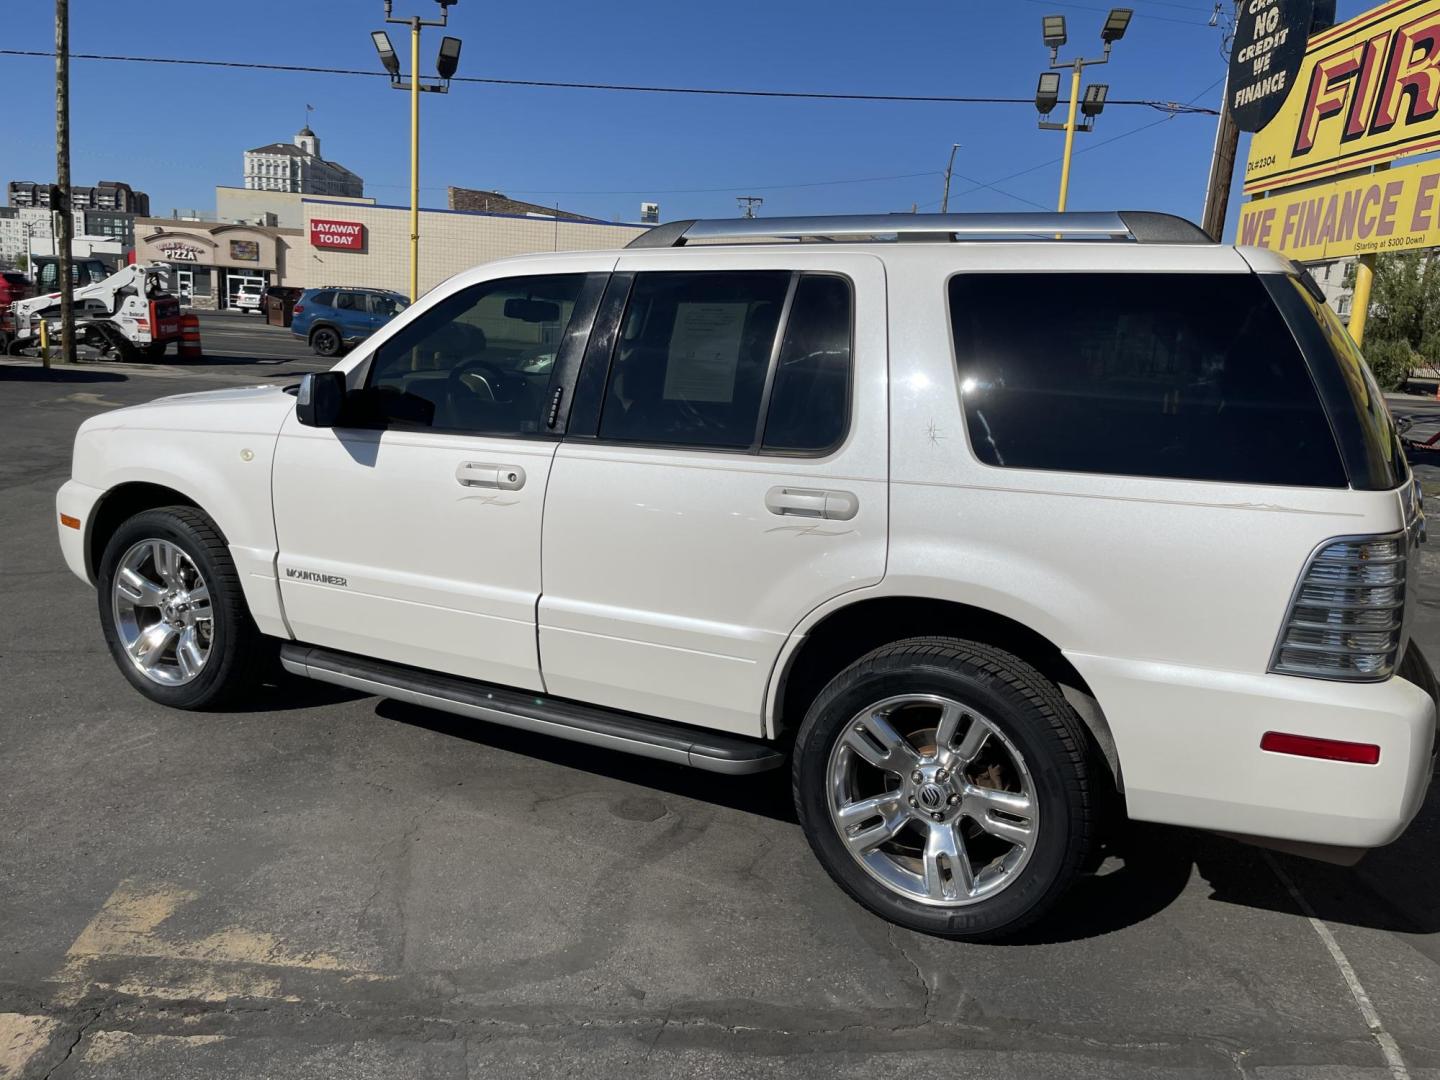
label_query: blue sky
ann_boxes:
[0,1,1376,231]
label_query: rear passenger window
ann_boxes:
[310,290,335,307]
[763,275,853,452]
[599,271,790,449]
[948,273,1347,487]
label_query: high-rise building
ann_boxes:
[7,180,150,215]
[243,127,363,198]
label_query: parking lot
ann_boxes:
[3,326,1440,1079]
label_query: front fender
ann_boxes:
[72,391,292,636]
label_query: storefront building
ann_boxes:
[298,199,649,299]
[134,221,301,309]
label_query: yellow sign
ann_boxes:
[1237,154,1440,258]
[1244,0,1440,195]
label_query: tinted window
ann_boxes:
[310,290,335,307]
[334,292,365,311]
[1285,279,1407,489]
[763,274,852,452]
[599,271,790,448]
[365,273,585,435]
[369,294,407,318]
[948,273,1346,487]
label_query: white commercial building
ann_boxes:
[243,128,363,198]
[298,199,648,299]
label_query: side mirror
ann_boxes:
[296,371,347,427]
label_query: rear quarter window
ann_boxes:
[948,272,1348,488]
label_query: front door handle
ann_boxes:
[765,486,858,521]
[456,462,526,490]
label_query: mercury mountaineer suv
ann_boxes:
[56,212,1437,940]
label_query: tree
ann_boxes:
[1344,251,1440,389]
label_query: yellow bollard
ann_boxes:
[38,318,51,369]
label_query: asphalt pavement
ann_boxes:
[2,337,1440,1079]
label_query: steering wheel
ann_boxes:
[447,356,521,405]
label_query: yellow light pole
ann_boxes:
[409,19,420,304]
[1347,164,1389,346]
[1056,64,1083,212]
[373,2,462,302]
[1036,10,1131,212]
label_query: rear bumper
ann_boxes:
[56,479,106,586]
[1070,652,1435,848]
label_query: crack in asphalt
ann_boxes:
[40,1005,105,1080]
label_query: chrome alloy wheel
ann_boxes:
[826,694,1038,906]
[111,539,214,686]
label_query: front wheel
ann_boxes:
[793,637,1100,940]
[310,326,341,357]
[97,506,270,710]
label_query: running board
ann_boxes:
[279,644,785,775]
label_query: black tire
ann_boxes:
[311,326,342,357]
[793,637,1099,941]
[96,506,270,710]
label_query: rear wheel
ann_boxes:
[793,637,1099,940]
[97,507,270,709]
[311,326,342,357]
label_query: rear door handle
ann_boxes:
[456,462,526,490]
[765,486,858,521]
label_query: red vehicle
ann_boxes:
[0,271,31,336]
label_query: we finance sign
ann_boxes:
[309,219,365,250]
[1244,0,1440,194]
[1238,154,1440,259]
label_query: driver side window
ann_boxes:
[366,274,587,436]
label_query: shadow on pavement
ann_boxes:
[0,364,126,383]
[375,697,798,824]
[375,694,1440,942]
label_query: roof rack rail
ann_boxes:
[626,211,1211,248]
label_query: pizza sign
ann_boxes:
[156,241,204,263]
[310,219,365,250]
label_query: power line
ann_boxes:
[363,169,946,196]
[1015,0,1214,27]
[0,49,1217,114]
[932,74,1227,211]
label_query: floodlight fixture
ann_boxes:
[436,35,462,80]
[1036,71,1061,115]
[1042,15,1068,48]
[1101,8,1133,42]
[1082,82,1109,117]
[371,31,400,76]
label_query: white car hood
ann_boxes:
[82,383,297,434]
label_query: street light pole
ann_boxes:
[1036,10,1131,212]
[1056,62,1083,212]
[375,1,460,302]
[940,143,961,213]
[409,16,420,304]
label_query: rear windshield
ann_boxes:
[948,272,1347,488]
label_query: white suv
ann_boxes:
[56,212,1436,939]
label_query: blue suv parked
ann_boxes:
[291,287,409,357]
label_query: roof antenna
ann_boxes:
[736,195,763,219]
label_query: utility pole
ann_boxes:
[1200,1,1241,241]
[55,0,74,367]
[940,144,961,213]
[737,196,763,219]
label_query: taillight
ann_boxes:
[1270,534,1406,681]
[292,304,304,314]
